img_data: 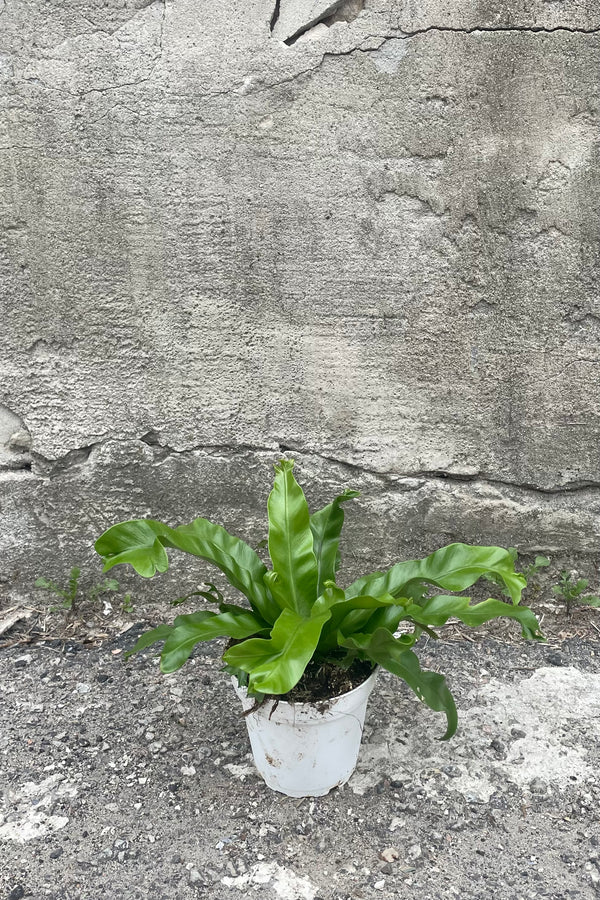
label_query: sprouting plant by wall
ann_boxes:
[35,566,84,611]
[34,567,132,614]
[552,570,600,616]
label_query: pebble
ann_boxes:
[49,848,63,859]
[8,430,31,451]
[380,847,399,863]
[8,888,25,900]
[546,652,565,666]
[529,778,548,795]
[14,656,32,668]
[408,844,422,861]
[189,868,203,884]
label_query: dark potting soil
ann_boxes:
[225,637,375,703]
[281,657,375,703]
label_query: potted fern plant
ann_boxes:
[95,459,544,797]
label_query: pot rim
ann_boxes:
[233,664,379,710]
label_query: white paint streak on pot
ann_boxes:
[233,670,378,797]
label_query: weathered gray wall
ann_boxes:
[2,0,600,592]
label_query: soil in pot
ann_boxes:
[279,657,375,703]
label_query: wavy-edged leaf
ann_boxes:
[95,520,170,577]
[267,460,318,616]
[222,608,330,695]
[95,517,279,623]
[125,623,173,658]
[314,588,402,651]
[401,595,544,640]
[160,609,269,674]
[346,543,526,606]
[310,489,359,594]
[341,628,458,740]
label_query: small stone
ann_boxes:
[189,868,203,884]
[442,765,461,778]
[8,430,31,451]
[408,844,422,861]
[490,739,505,754]
[96,673,110,684]
[373,880,385,890]
[49,848,63,859]
[529,778,548,795]
[75,683,91,694]
[379,847,399,863]
[181,765,196,776]
[381,864,393,875]
[546,652,565,666]
[9,887,25,900]
[510,728,526,739]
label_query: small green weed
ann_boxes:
[552,570,600,616]
[35,567,130,614]
[121,593,134,614]
[519,554,551,591]
[35,566,82,611]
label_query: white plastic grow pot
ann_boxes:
[233,669,378,798]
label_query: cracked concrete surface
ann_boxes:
[2,0,600,587]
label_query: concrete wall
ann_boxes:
[2,0,600,592]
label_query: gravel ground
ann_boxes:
[1,625,599,900]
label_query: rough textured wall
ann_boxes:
[2,0,600,592]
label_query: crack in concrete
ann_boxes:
[270,0,282,33]
[21,436,600,499]
[259,21,600,93]
[16,0,166,99]
[158,0,166,55]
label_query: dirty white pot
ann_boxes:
[232,669,378,797]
